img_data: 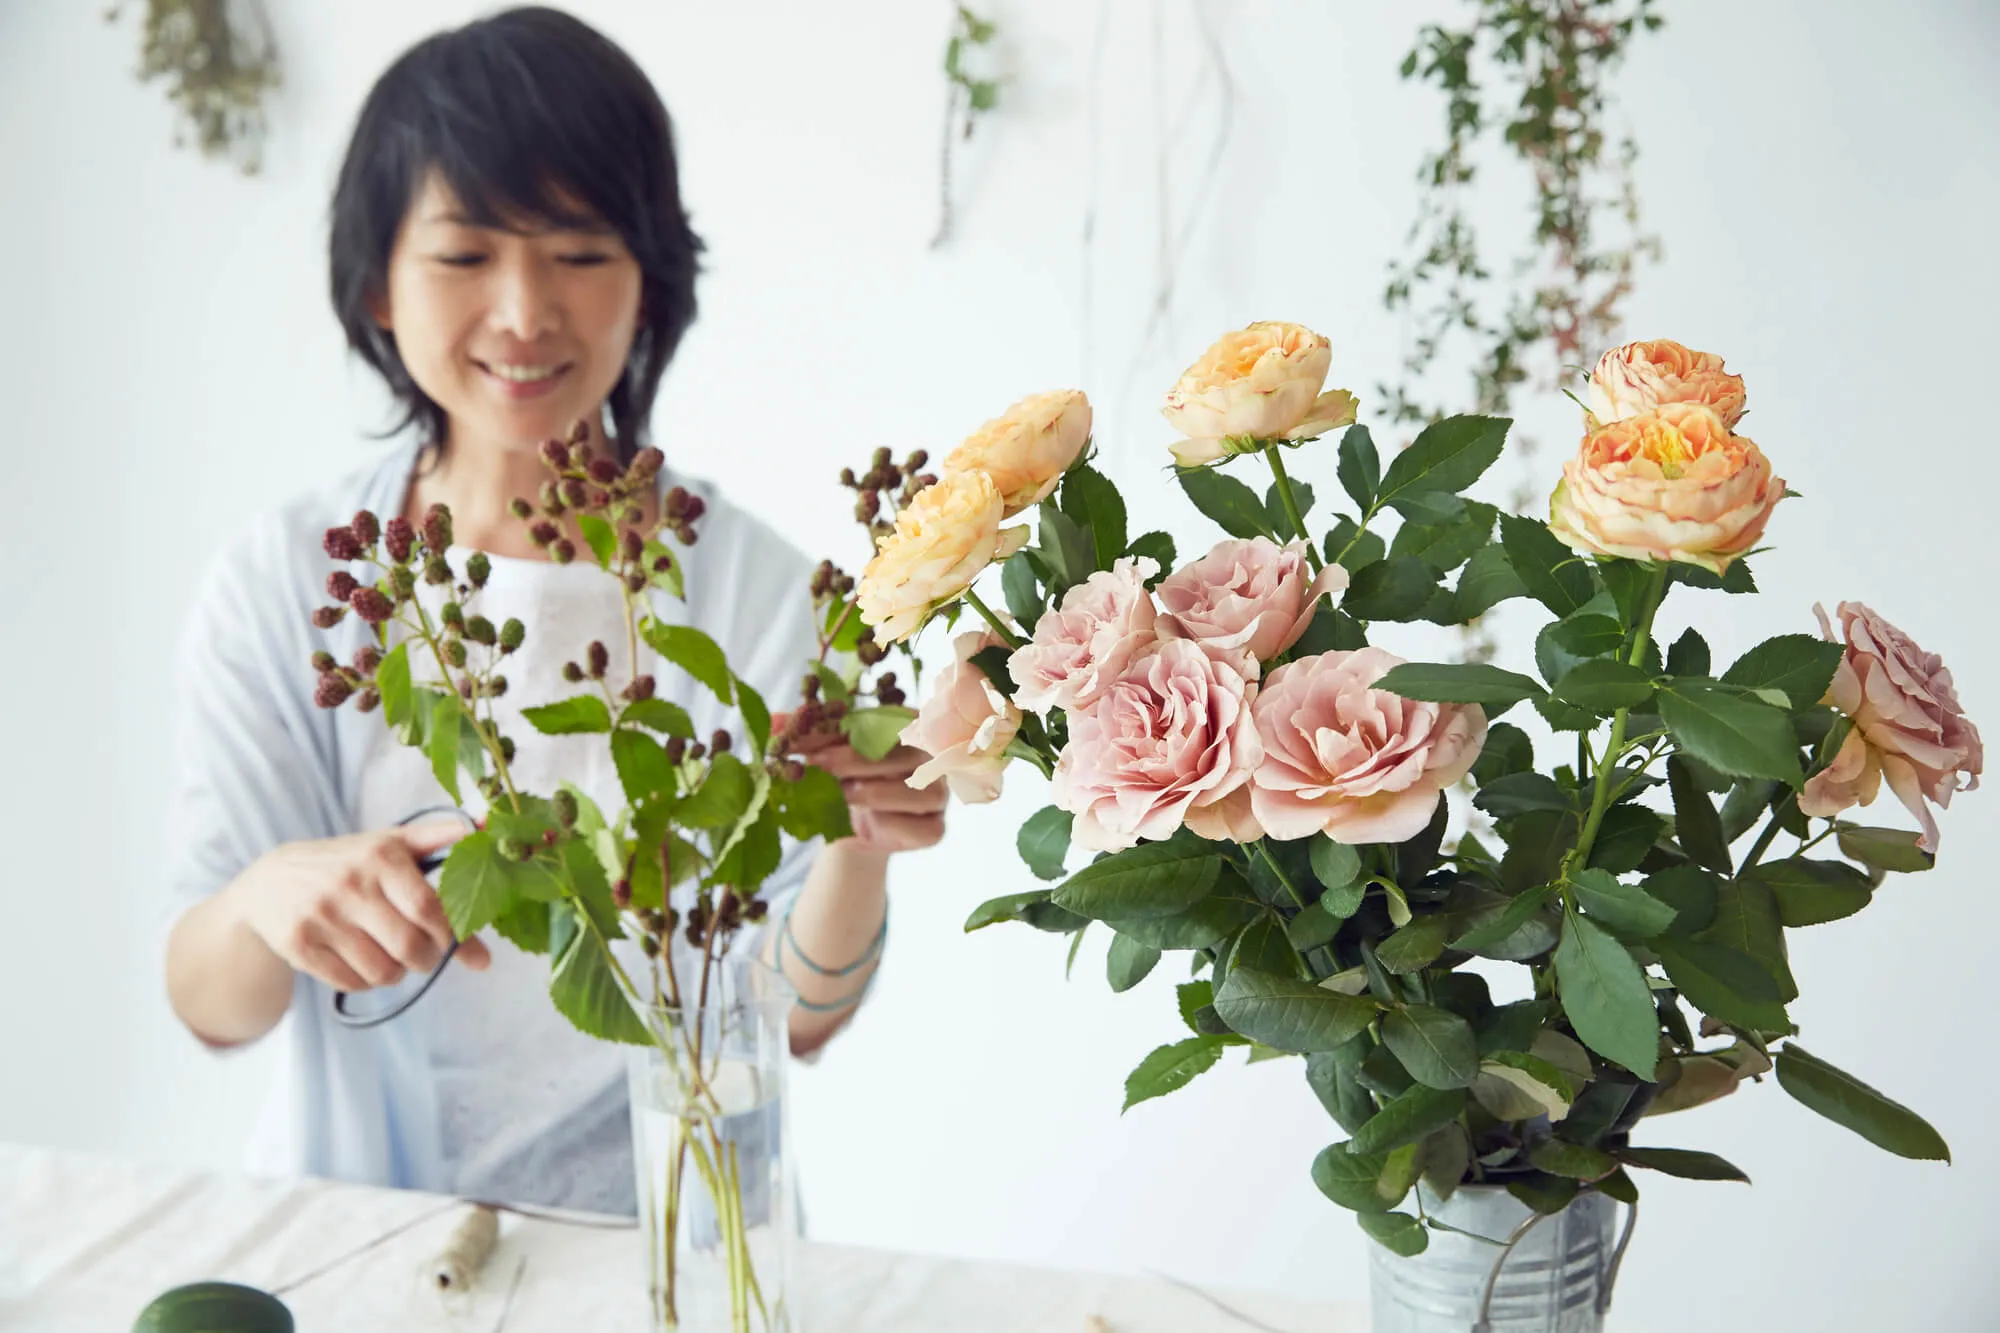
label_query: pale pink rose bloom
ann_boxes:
[1008,557,1160,712]
[856,470,1031,644]
[902,630,1021,804]
[1586,339,1747,429]
[1548,402,1784,575]
[943,390,1094,517]
[1250,647,1487,844]
[1157,537,1349,679]
[1162,322,1359,466]
[1797,602,1983,852]
[1050,639,1263,851]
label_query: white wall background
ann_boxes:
[4,2,1998,1328]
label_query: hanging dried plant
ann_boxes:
[930,6,1001,249]
[106,0,281,175]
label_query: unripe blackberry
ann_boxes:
[553,789,579,827]
[323,526,363,562]
[632,447,664,478]
[388,565,417,600]
[326,571,359,602]
[640,933,661,958]
[349,588,394,623]
[383,518,416,563]
[588,458,619,486]
[624,571,647,594]
[466,551,491,589]
[425,555,452,586]
[710,728,732,755]
[539,481,566,516]
[621,528,644,563]
[587,641,609,678]
[838,467,856,488]
[498,836,531,861]
[621,674,657,702]
[355,688,381,713]
[541,439,571,470]
[441,601,464,629]
[529,520,559,548]
[561,478,588,509]
[312,605,347,629]
[665,736,688,764]
[351,510,381,546]
[443,638,467,668]
[353,645,382,673]
[422,504,453,552]
[782,759,806,783]
[612,878,632,909]
[314,673,355,708]
[499,618,524,652]
[551,538,576,565]
[499,736,516,762]
[562,661,584,683]
[509,497,534,520]
[485,675,508,698]
[465,615,497,647]
[311,650,337,674]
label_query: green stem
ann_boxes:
[1252,840,1311,912]
[1261,443,1324,572]
[1569,564,1669,874]
[962,585,1025,650]
[1739,814,1785,874]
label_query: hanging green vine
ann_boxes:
[107,0,281,176]
[930,6,1001,248]
[1382,0,1663,490]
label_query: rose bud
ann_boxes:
[311,605,348,629]
[326,570,359,602]
[589,458,620,486]
[443,638,467,668]
[562,661,584,683]
[381,517,415,563]
[541,439,571,470]
[466,551,491,589]
[552,538,576,565]
[348,588,394,623]
[314,673,355,708]
[311,650,337,674]
[353,645,382,673]
[587,641,609,678]
[499,618,525,653]
[509,497,535,520]
[465,616,497,646]
[553,789,579,827]
[323,526,363,562]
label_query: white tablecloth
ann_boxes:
[0,1143,1363,1331]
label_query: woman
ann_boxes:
[161,7,941,1214]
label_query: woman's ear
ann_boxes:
[366,286,392,331]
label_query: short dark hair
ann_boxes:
[328,6,702,460]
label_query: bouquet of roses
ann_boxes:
[861,324,1982,1255]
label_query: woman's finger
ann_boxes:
[844,776,949,815]
[395,817,475,859]
[327,922,409,990]
[299,941,370,993]
[457,935,493,971]
[854,811,947,853]
[809,747,929,781]
[348,884,444,973]
[375,844,458,958]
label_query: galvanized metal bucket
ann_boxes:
[1368,1184,1632,1333]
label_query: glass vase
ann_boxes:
[627,958,798,1333]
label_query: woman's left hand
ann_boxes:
[786,726,947,856]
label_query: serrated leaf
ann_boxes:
[1337,424,1380,511]
[1667,628,1712,678]
[1455,543,1530,618]
[842,705,917,761]
[1177,467,1272,540]
[1835,823,1934,874]
[770,763,851,842]
[576,513,617,568]
[639,619,733,703]
[1721,634,1845,712]
[1668,756,1732,871]
[1499,512,1597,617]
[620,697,694,738]
[425,692,462,803]
[522,694,613,736]
[1572,868,1677,939]
[1551,659,1656,712]
[1375,415,1508,509]
[1749,857,1873,927]
[548,906,648,1045]
[676,751,753,828]
[1062,464,1127,569]
[376,641,412,731]
[1659,682,1803,784]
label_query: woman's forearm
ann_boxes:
[166,877,295,1049]
[762,839,890,1057]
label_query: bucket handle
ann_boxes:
[1470,1196,1638,1332]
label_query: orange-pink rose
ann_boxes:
[855,470,1030,644]
[943,390,1093,518]
[1249,647,1487,844]
[902,629,1021,805]
[1798,602,1983,852]
[1586,339,1746,429]
[1548,402,1784,574]
[1161,322,1358,467]
[1008,556,1160,713]
[1157,537,1348,679]
[1050,639,1262,851]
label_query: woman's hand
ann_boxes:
[227,820,491,992]
[787,724,948,856]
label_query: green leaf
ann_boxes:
[1305,1041,1376,1134]
[1654,938,1789,1033]
[1472,773,1570,818]
[1535,614,1625,687]
[771,764,851,842]
[1228,912,1298,978]
[1383,1006,1480,1089]
[1375,415,1508,511]
[437,831,523,937]
[1471,723,1533,785]
[1836,823,1935,874]
[1310,837,1363,892]
[1352,1084,1466,1155]
[1700,875,1797,1001]
[1673,558,1758,594]
[712,801,783,887]
[1554,911,1658,1078]
[1667,628,1712,678]
[1311,1141,1395,1213]
[524,694,613,735]
[1394,490,1466,525]
[842,705,917,761]
[1018,807,1073,882]
[965,889,1058,932]
[1376,915,1453,974]
[1588,803,1665,876]
[425,692,462,803]
[1668,756,1732,872]
[548,906,648,1045]
[1389,503,1495,574]
[1357,1210,1429,1257]
[1123,532,1176,585]
[621,698,694,738]
[1455,543,1529,618]
[1104,894,1261,950]
[639,620,733,703]
[1177,467,1272,540]
[1038,506,1096,588]
[609,728,676,805]
[376,642,412,732]
[1001,552,1043,626]
[642,538,685,599]
[1646,865,1721,935]
[1572,868,1677,939]
[1620,1146,1751,1182]
[1599,560,1658,630]
[1659,682,1803,784]
[1052,839,1224,920]
[1451,884,1556,956]
[1213,967,1377,1053]
[1107,933,1161,993]
[1325,516,1387,573]
[677,751,754,829]
[576,513,617,568]
[1721,634,1845,712]
[1551,660,1655,712]
[1342,556,1440,623]
[1529,1140,1619,1181]
[734,678,771,757]
[491,898,552,955]
[1749,857,1873,927]
[1337,424,1380,511]
[1062,464,1127,570]
[1373,661,1545,709]
[1265,478,1316,540]
[1775,1044,1950,1162]
[1499,512,1597,617]
[1507,1172,1579,1215]
[1122,1036,1226,1111]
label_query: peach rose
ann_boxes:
[1586,339,1747,429]
[902,629,1021,804]
[1157,537,1349,679]
[1548,402,1784,574]
[1162,321,1358,466]
[856,470,1030,644]
[1250,647,1487,843]
[1050,639,1263,851]
[1008,556,1160,713]
[1798,602,1983,852]
[942,390,1093,517]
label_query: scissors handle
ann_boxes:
[330,808,476,1030]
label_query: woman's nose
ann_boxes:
[488,255,562,341]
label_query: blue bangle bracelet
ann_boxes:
[777,896,886,1011]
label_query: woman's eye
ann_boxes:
[436,253,487,268]
[559,252,612,267]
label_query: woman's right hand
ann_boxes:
[228,819,491,992]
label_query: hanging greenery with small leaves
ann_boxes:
[1380,0,1664,589]
[930,6,1002,248]
[107,0,281,176]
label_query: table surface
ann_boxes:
[0,1142,1365,1332]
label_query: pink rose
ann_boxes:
[1008,557,1160,712]
[1050,639,1263,851]
[1586,339,1747,429]
[1250,647,1487,843]
[902,630,1021,804]
[1157,537,1348,679]
[1797,602,1983,852]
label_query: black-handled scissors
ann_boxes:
[331,805,479,1029]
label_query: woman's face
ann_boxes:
[372,170,643,450]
